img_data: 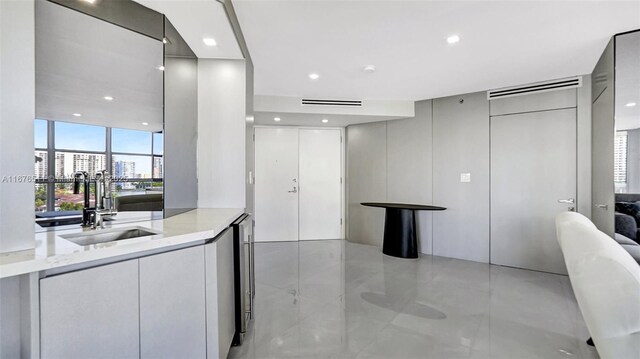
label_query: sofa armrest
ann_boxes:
[615,212,637,241]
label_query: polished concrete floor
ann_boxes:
[228,240,599,359]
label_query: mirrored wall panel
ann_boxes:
[34,0,164,229]
[613,30,640,249]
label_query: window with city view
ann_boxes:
[34,119,163,213]
[615,131,628,185]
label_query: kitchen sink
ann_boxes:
[61,226,161,246]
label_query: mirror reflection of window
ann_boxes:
[33,119,163,216]
[613,30,640,248]
[615,131,628,190]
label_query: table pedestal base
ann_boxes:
[382,208,418,259]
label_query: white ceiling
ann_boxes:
[234,0,640,101]
[36,0,163,132]
[615,31,640,132]
[254,111,404,127]
[136,0,244,59]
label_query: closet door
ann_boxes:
[299,129,342,240]
[491,108,577,274]
[254,127,299,242]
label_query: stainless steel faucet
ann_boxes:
[73,170,117,229]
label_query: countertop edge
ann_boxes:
[0,208,245,279]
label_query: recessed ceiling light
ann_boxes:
[157,65,165,71]
[72,113,82,117]
[322,119,329,123]
[203,37,217,46]
[309,73,320,80]
[103,96,114,101]
[274,117,281,122]
[142,122,149,126]
[447,35,460,44]
[363,65,376,73]
[82,0,96,4]
[626,102,637,107]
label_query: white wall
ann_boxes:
[0,0,35,253]
[197,59,246,208]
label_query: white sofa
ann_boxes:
[555,212,640,359]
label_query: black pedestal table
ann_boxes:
[360,203,446,259]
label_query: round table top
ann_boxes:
[360,202,446,211]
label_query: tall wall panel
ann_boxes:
[346,122,387,246]
[432,92,490,262]
[386,100,434,254]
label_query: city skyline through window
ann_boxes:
[34,119,163,213]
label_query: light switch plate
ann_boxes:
[460,173,471,183]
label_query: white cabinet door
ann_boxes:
[299,129,342,240]
[40,260,139,359]
[206,228,236,359]
[139,246,206,359]
[254,127,299,242]
[491,108,577,274]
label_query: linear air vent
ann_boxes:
[487,77,582,100]
[301,98,362,107]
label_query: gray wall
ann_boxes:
[433,92,490,262]
[346,83,592,263]
[386,101,434,253]
[591,39,615,236]
[346,101,435,252]
[345,93,492,262]
[346,121,387,246]
[48,0,164,41]
[163,18,198,217]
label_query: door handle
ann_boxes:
[288,186,297,193]
[595,204,609,210]
[558,199,575,204]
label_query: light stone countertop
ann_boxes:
[0,208,245,279]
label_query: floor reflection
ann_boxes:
[229,240,598,359]
[361,292,447,320]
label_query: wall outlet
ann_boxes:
[460,173,471,183]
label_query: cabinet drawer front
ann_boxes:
[139,245,206,358]
[40,260,139,359]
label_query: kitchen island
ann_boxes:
[0,208,244,359]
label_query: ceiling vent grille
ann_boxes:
[487,77,582,100]
[301,98,362,107]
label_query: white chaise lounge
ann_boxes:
[555,212,640,359]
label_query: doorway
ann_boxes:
[254,127,343,242]
[490,108,577,274]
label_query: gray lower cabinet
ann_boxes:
[39,234,235,359]
[139,245,206,358]
[206,228,235,359]
[40,259,140,359]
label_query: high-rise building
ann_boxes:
[34,151,48,179]
[614,132,628,184]
[153,157,163,178]
[114,160,136,189]
[114,160,136,179]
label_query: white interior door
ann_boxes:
[299,129,342,240]
[254,128,299,242]
[491,108,577,274]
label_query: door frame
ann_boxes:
[253,125,346,240]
